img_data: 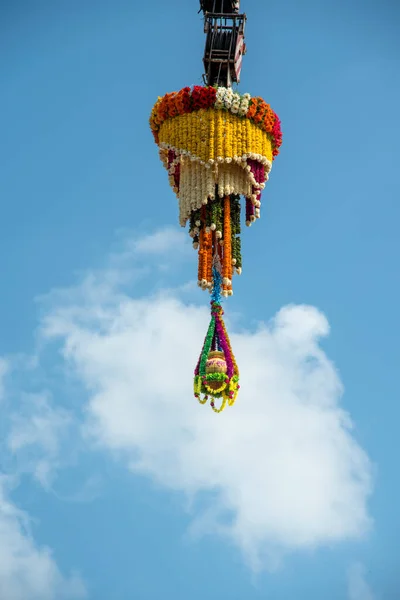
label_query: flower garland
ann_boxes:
[158,110,273,167]
[150,86,282,157]
[157,109,272,231]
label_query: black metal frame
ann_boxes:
[202,11,246,87]
[199,0,239,14]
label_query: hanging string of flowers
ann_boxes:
[193,267,240,413]
[150,84,282,412]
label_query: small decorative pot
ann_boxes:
[206,350,227,374]
[205,350,227,391]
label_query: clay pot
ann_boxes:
[205,351,227,391]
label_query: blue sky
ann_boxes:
[0,0,399,598]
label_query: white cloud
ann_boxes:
[132,226,186,255]
[0,475,87,600]
[0,358,9,401]
[37,228,373,570]
[348,562,376,600]
[7,393,75,489]
[0,362,86,599]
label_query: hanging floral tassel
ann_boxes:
[194,264,240,413]
[222,195,233,297]
[230,194,242,275]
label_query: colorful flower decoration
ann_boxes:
[150,85,282,412]
[194,268,239,413]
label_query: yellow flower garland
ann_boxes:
[158,109,273,164]
[157,107,274,227]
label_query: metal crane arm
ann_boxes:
[201,1,246,88]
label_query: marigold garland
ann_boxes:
[150,86,282,156]
[150,84,282,413]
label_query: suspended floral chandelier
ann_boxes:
[150,49,282,414]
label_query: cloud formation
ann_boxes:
[0,476,86,600]
[0,369,87,600]
[0,358,8,401]
[37,228,373,569]
[348,562,376,600]
[7,393,75,489]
